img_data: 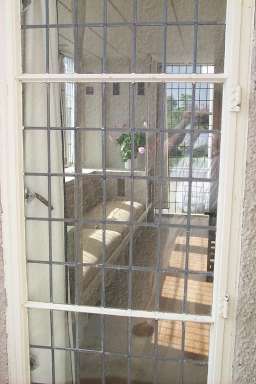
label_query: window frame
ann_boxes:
[0,0,254,383]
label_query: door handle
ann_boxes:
[25,188,53,210]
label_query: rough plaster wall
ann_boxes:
[0,194,8,384]
[232,19,256,384]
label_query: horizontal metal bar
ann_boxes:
[26,259,214,276]
[29,344,208,365]
[25,216,216,231]
[23,127,220,134]
[25,301,213,323]
[24,172,218,184]
[21,21,226,28]
[17,73,226,83]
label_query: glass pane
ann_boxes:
[28,309,51,347]
[132,271,156,311]
[24,130,48,173]
[106,27,132,73]
[166,26,194,72]
[49,28,75,73]
[21,0,46,25]
[30,348,52,384]
[23,83,47,127]
[160,227,187,270]
[157,320,182,358]
[107,0,133,23]
[183,362,208,384]
[27,263,50,302]
[199,0,227,22]
[197,26,226,73]
[105,355,128,382]
[22,29,46,73]
[131,358,155,383]
[25,176,48,218]
[54,350,74,384]
[159,272,184,313]
[185,322,210,360]
[104,315,128,353]
[79,313,102,350]
[166,82,193,129]
[168,0,195,22]
[80,266,102,306]
[186,273,213,315]
[52,264,76,304]
[136,27,163,73]
[131,317,155,356]
[105,83,129,129]
[105,269,128,309]
[26,220,49,262]
[53,310,76,348]
[77,27,103,74]
[80,352,102,382]
[157,360,181,383]
[51,0,74,24]
[137,0,164,22]
[77,0,104,23]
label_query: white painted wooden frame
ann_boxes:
[0,0,254,383]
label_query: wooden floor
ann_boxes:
[157,218,212,360]
[79,215,212,382]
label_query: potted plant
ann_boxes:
[116,132,146,170]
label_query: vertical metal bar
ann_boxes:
[128,3,137,381]
[132,0,137,73]
[101,5,108,384]
[193,0,199,73]
[73,1,81,379]
[180,321,186,384]
[163,0,168,73]
[45,0,49,73]
[155,82,166,311]
[127,81,136,384]
[153,319,158,384]
[103,0,107,73]
[101,81,107,384]
[74,89,81,384]
[74,0,78,74]
[47,83,55,383]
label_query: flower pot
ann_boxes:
[124,159,131,170]
[124,159,138,170]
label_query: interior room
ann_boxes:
[22,1,225,383]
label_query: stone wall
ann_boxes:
[0,194,8,383]
[232,15,256,384]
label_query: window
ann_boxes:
[3,0,253,383]
[113,82,120,95]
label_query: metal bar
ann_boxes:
[21,21,226,28]
[25,217,217,231]
[46,81,56,384]
[17,73,227,83]
[23,127,220,134]
[101,2,108,380]
[26,260,215,277]
[25,172,218,184]
[29,343,208,365]
[25,301,213,323]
